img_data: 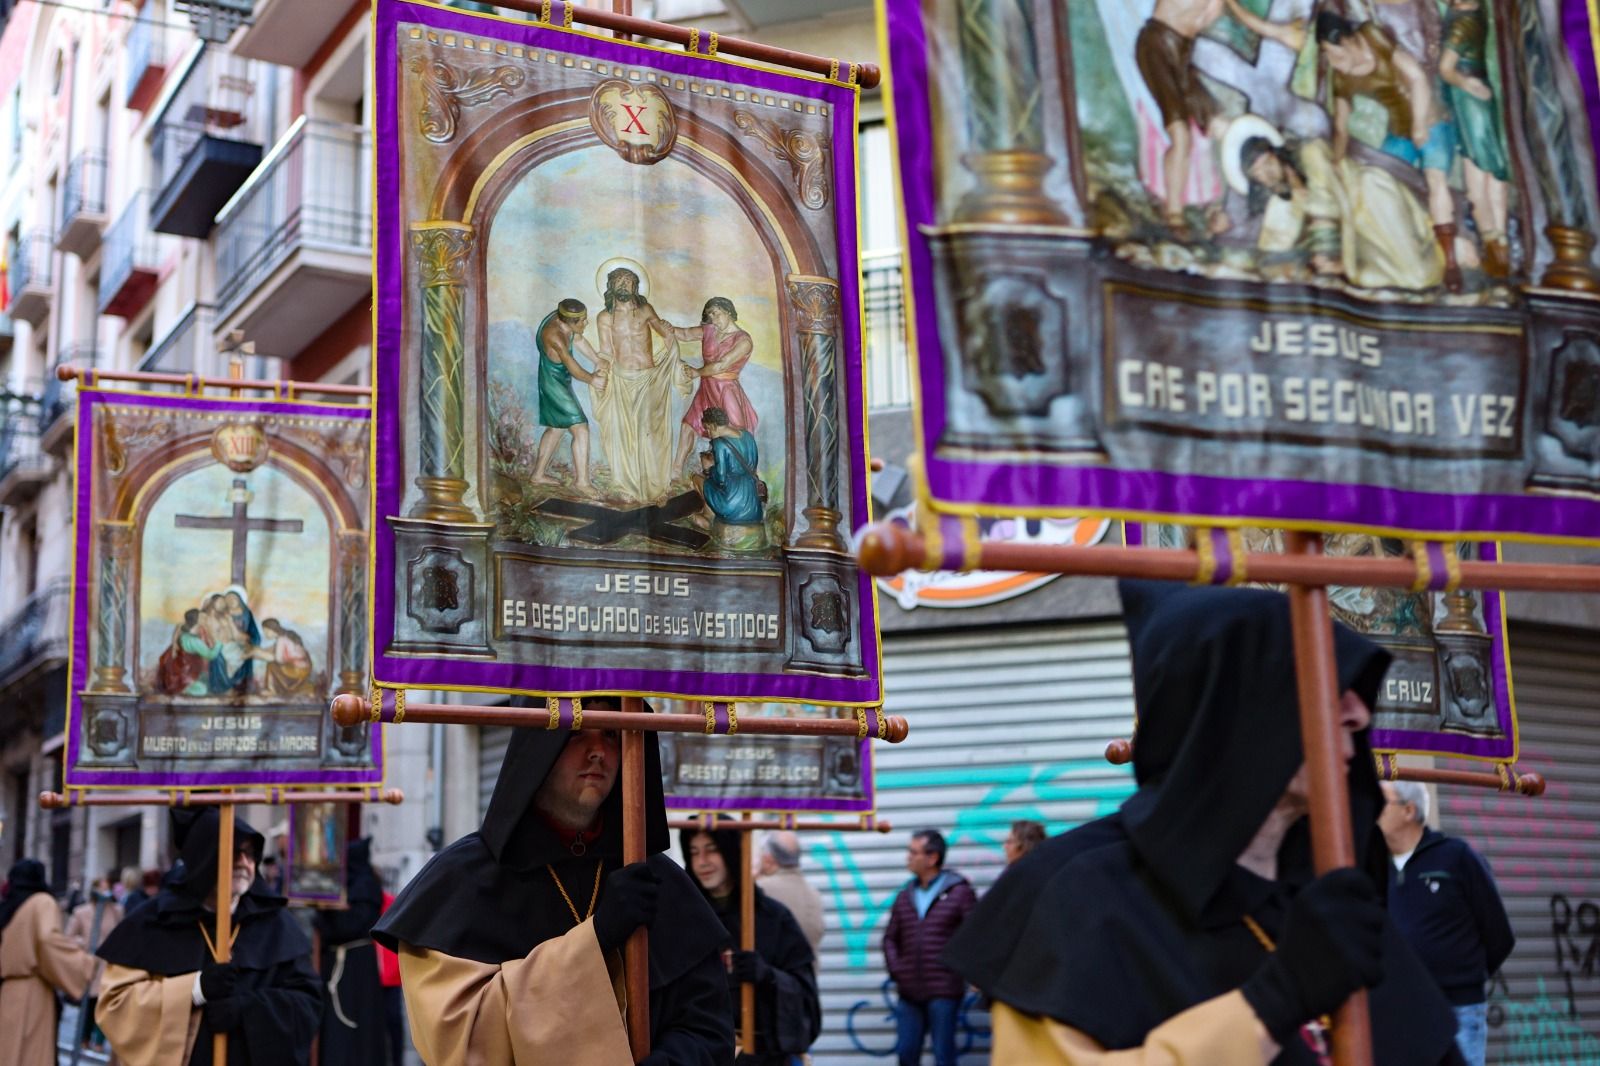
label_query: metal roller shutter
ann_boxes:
[1436,624,1600,1065]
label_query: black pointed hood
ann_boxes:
[0,858,50,933]
[166,807,267,901]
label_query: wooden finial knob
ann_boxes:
[874,819,893,833]
[55,363,77,382]
[382,788,405,805]
[37,791,66,809]
[1105,738,1134,765]
[331,693,367,727]
[884,716,910,743]
[1517,772,1547,797]
[857,522,918,576]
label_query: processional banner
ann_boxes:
[373,0,881,705]
[285,801,350,906]
[659,703,875,814]
[1129,525,1515,762]
[884,0,1600,543]
[66,390,379,789]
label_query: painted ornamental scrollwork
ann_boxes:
[589,80,677,165]
[409,58,526,144]
[412,225,474,288]
[733,110,832,210]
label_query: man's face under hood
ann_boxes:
[534,729,621,829]
[1279,689,1374,813]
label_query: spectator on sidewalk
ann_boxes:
[1380,780,1515,1066]
[755,831,825,960]
[1002,821,1045,865]
[882,829,977,1066]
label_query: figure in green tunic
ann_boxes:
[1438,0,1511,278]
[532,299,608,494]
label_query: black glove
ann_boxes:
[729,949,772,986]
[1240,867,1386,1042]
[204,994,244,1033]
[593,862,661,954]
[199,958,239,1002]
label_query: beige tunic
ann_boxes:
[397,915,635,1066]
[0,892,96,1066]
[991,990,1278,1064]
[96,964,204,1066]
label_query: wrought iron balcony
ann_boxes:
[100,191,162,318]
[0,579,71,695]
[863,253,910,409]
[149,48,265,238]
[215,118,372,358]
[0,394,52,506]
[58,151,108,258]
[6,231,54,328]
[38,344,98,451]
[125,12,170,112]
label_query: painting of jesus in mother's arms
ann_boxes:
[153,586,320,699]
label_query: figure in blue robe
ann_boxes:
[208,586,263,695]
[699,407,764,526]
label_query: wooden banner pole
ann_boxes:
[620,697,650,1063]
[39,789,403,809]
[54,362,372,398]
[1284,532,1372,1066]
[740,821,756,1055]
[213,803,235,1066]
[668,816,893,833]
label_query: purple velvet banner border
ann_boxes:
[371,0,882,704]
[1120,524,1516,761]
[664,726,875,814]
[884,0,1600,544]
[65,389,382,789]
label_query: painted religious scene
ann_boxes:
[284,801,351,905]
[373,0,881,705]
[66,390,378,788]
[1134,524,1514,760]
[658,702,873,812]
[885,0,1600,541]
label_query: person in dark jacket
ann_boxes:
[1379,780,1514,1066]
[680,825,820,1065]
[882,828,977,1066]
[315,837,389,1066]
[95,807,323,1065]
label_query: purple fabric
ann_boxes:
[884,0,1600,544]
[1209,529,1234,586]
[882,871,978,1001]
[66,389,380,788]
[1563,0,1600,181]
[371,0,881,706]
[711,701,732,735]
[1425,542,1451,591]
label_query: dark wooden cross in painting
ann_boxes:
[175,477,304,586]
[537,490,710,550]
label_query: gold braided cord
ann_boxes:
[877,710,888,740]
[856,708,868,740]
[828,58,839,81]
[563,2,573,27]
[393,690,406,725]
[1225,530,1248,586]
[1442,544,1463,592]
[1407,540,1432,593]
[369,685,381,723]
[572,697,584,730]
[540,0,550,22]
[708,31,718,55]
[727,705,738,735]
[548,697,561,730]
[1497,762,1512,791]
[687,27,699,53]
[704,702,717,734]
[548,861,604,927]
[1192,529,1218,586]
[847,62,859,84]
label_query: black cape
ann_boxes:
[376,698,733,1065]
[314,838,388,1066]
[945,580,1462,1065]
[678,826,820,1065]
[96,808,322,1066]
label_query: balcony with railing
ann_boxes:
[7,231,54,328]
[57,151,108,258]
[150,48,266,238]
[100,191,162,318]
[863,252,910,409]
[215,118,372,358]
[38,344,98,453]
[0,394,52,506]
[125,12,170,112]
[233,0,363,68]
[0,579,71,696]
[141,303,215,374]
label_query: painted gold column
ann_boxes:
[409,221,479,521]
[337,530,366,694]
[91,522,132,693]
[788,276,846,552]
[953,0,1066,225]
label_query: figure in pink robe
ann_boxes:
[672,296,760,475]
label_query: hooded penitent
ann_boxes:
[314,838,388,1066]
[678,825,820,1065]
[944,580,1461,1064]
[375,697,732,1059]
[95,808,322,1066]
[0,859,50,934]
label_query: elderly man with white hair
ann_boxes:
[1379,779,1514,1066]
[754,832,824,961]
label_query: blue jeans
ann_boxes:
[1454,1001,1488,1066]
[896,996,959,1066]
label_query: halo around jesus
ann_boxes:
[1221,114,1285,196]
[595,256,652,298]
